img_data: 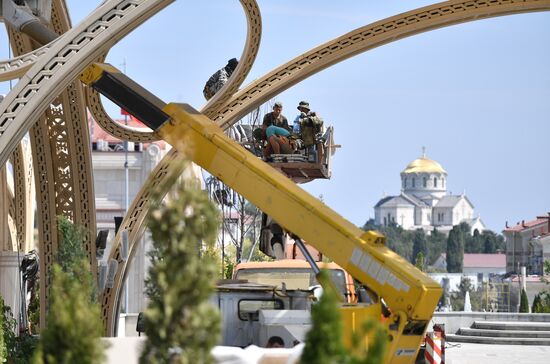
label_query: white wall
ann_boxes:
[0,252,22,331]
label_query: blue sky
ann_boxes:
[1,1,549,232]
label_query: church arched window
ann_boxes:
[412,178,415,188]
[403,178,407,188]
[434,177,438,188]
[423,177,427,188]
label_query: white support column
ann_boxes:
[0,251,22,331]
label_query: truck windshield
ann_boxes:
[235,268,347,297]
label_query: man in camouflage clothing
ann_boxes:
[203,58,239,100]
[293,101,323,162]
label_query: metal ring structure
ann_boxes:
[0,0,549,335]
[0,43,52,82]
[99,0,550,336]
[99,0,263,335]
[0,0,175,328]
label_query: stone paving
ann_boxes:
[444,342,550,364]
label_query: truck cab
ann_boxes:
[233,259,357,304]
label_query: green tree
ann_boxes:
[33,264,104,364]
[519,289,529,313]
[33,216,104,364]
[300,270,347,364]
[450,277,482,311]
[415,252,425,272]
[482,230,497,253]
[446,226,464,273]
[426,228,446,266]
[532,261,550,313]
[532,292,550,313]
[140,181,221,364]
[411,229,426,265]
[466,229,483,253]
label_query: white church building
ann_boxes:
[374,152,485,234]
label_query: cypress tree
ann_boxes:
[411,229,426,265]
[519,289,529,313]
[446,226,464,273]
[140,180,221,364]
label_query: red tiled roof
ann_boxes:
[504,218,549,232]
[463,253,506,268]
[440,253,506,268]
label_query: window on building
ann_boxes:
[403,178,407,188]
[423,177,427,188]
[434,177,438,188]
[412,178,415,188]
[383,217,387,226]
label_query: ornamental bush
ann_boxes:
[140,179,221,364]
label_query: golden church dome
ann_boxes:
[402,156,446,175]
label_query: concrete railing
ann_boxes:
[432,312,550,334]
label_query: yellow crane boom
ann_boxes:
[81,62,442,363]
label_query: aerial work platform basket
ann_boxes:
[231,124,338,184]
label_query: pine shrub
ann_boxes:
[32,217,104,364]
[140,180,221,364]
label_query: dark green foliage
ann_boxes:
[223,258,234,280]
[446,226,464,273]
[300,270,346,364]
[32,217,104,364]
[56,217,87,273]
[519,289,529,313]
[33,263,104,364]
[1,297,39,364]
[426,228,446,265]
[465,229,483,254]
[411,229,426,265]
[532,291,550,313]
[363,221,509,268]
[140,181,221,364]
[56,216,96,303]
